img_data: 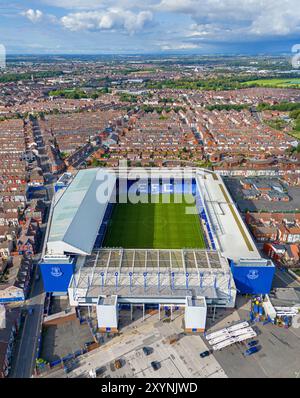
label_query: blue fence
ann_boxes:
[94,203,114,248]
[194,192,216,250]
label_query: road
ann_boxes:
[273,267,300,289]
[9,116,54,378]
[9,264,46,378]
[250,106,263,124]
[10,180,54,378]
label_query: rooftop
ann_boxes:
[70,248,236,305]
[47,168,116,255]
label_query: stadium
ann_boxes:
[40,167,275,332]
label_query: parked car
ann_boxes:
[28,307,34,315]
[150,361,161,371]
[95,366,106,376]
[200,351,210,358]
[143,347,153,356]
[248,340,259,348]
[244,346,260,356]
[110,362,115,372]
[114,359,123,369]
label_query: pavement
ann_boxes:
[40,319,93,363]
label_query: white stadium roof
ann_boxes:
[47,168,116,256]
[196,172,260,262]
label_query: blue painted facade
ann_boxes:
[230,259,275,295]
[40,259,75,293]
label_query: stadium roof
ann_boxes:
[47,169,116,256]
[196,172,260,262]
[70,248,236,306]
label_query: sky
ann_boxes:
[0,0,300,54]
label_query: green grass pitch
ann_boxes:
[103,194,206,249]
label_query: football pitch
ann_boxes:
[103,194,206,249]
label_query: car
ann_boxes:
[114,359,123,369]
[150,361,161,371]
[95,366,106,376]
[244,346,260,356]
[248,340,259,348]
[143,347,153,356]
[110,362,115,372]
[28,307,34,315]
[200,351,210,358]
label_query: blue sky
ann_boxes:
[0,0,300,54]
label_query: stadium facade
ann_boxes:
[40,167,275,332]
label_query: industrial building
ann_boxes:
[40,167,275,332]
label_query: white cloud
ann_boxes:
[159,42,200,50]
[156,0,300,38]
[21,9,43,23]
[40,0,104,9]
[60,8,153,34]
[40,0,155,10]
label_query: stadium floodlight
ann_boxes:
[200,272,204,288]
[101,272,104,291]
[0,44,6,69]
[214,274,218,288]
[171,272,175,290]
[115,272,119,289]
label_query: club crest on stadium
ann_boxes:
[247,269,259,280]
[51,266,63,278]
